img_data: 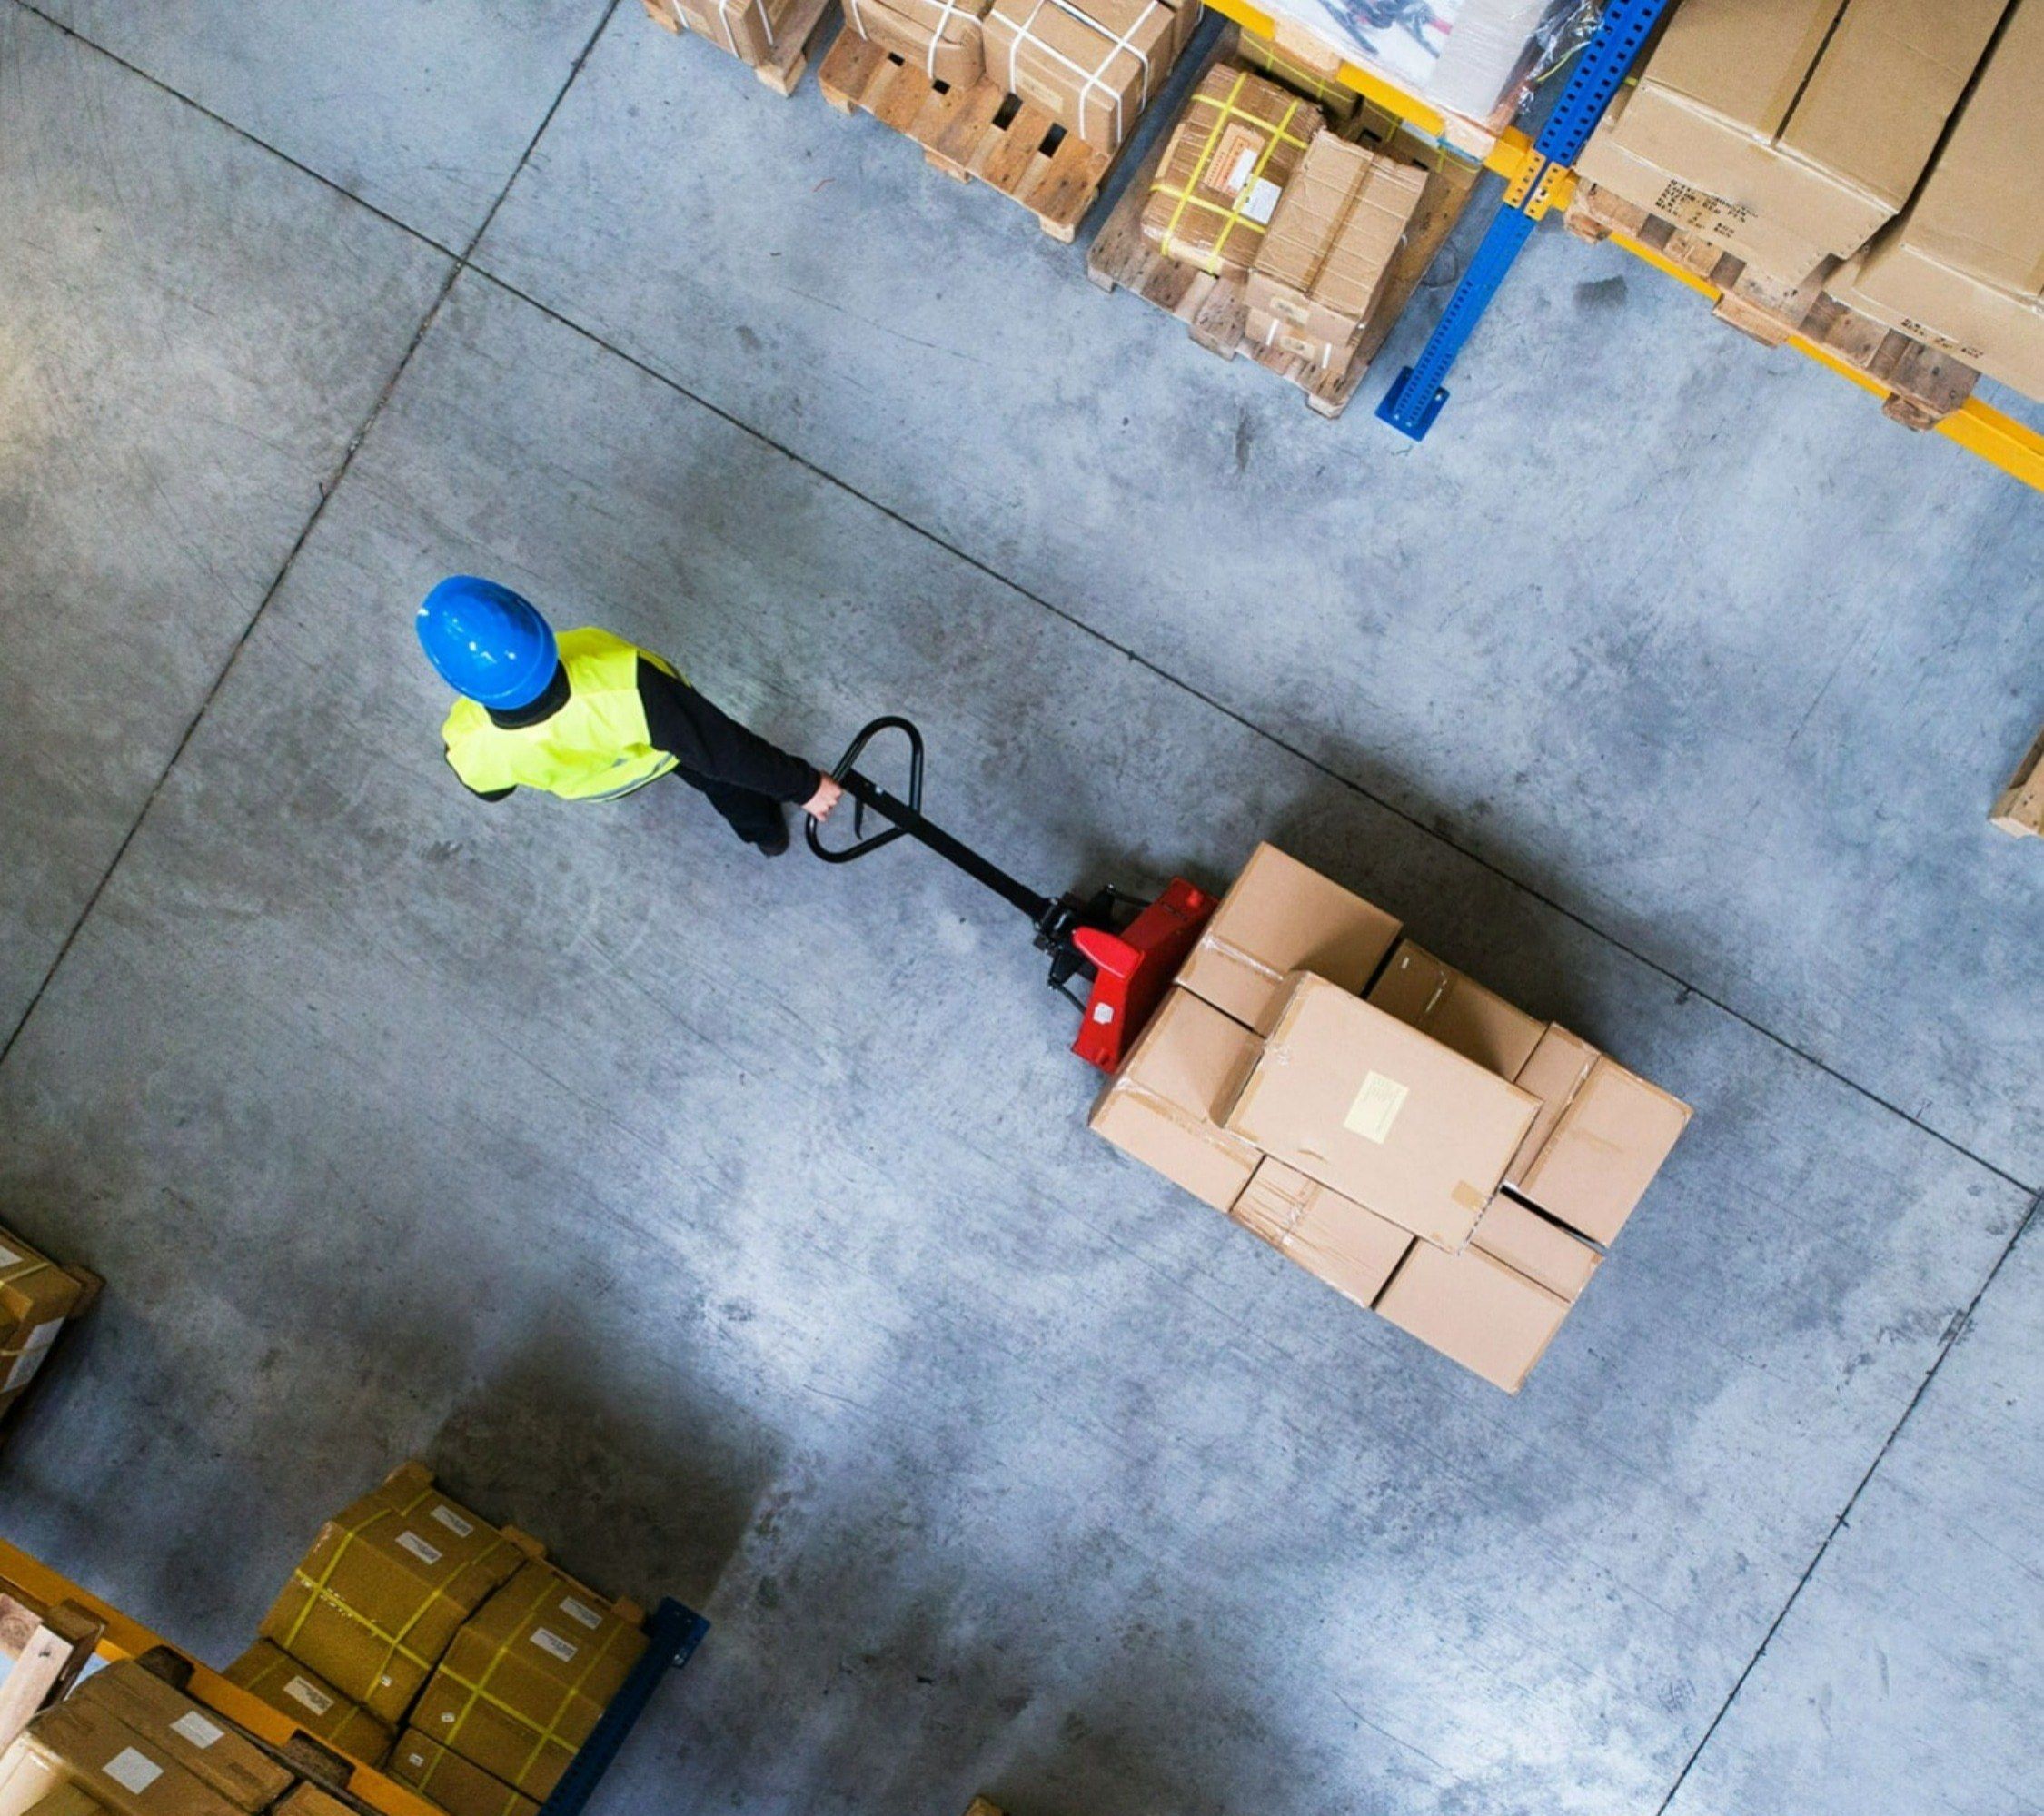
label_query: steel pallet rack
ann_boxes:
[0,1536,708,1816]
[1198,0,2044,495]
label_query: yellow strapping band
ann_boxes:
[1152,75,1308,272]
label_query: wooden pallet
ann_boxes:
[1992,726,2044,839]
[641,0,835,97]
[1085,34,1481,419]
[818,28,1132,242]
[0,1265,102,1453]
[1564,181,1979,432]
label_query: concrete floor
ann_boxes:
[0,3,2039,1812]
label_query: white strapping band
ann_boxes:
[1007,0,1162,143]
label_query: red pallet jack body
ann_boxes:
[807,718,1214,1072]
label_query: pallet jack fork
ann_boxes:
[808,717,1215,1072]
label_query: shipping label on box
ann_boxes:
[1221,973,1537,1250]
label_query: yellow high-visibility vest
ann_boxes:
[442,628,683,802]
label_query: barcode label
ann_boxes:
[103,1750,164,1794]
[530,1628,579,1663]
[429,1504,474,1538]
[172,1712,224,1749]
[558,1596,604,1630]
[396,1531,443,1566]
[284,1676,336,1715]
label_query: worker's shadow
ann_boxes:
[425,1325,781,1612]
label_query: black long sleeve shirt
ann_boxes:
[459,659,819,804]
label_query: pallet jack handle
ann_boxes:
[807,716,1216,1073]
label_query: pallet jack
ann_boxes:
[807,718,1215,1072]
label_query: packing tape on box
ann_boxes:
[281,1482,521,1697]
[1153,73,1313,272]
[1006,0,1165,144]
[1192,930,1285,982]
[432,1597,639,1792]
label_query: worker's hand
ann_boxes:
[802,774,845,821]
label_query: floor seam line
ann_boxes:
[0,0,623,1075]
[1649,1187,2044,1816]
[454,257,2037,1199]
[7,0,464,263]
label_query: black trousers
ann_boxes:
[671,763,785,846]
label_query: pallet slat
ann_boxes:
[818,30,1128,241]
[1564,181,1979,430]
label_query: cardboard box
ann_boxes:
[1574,0,2008,281]
[410,1563,647,1802]
[387,1733,539,1816]
[1173,843,1401,1034]
[271,1791,352,1816]
[984,0,1193,152]
[1245,134,1427,354]
[257,1463,530,1726]
[1364,940,1544,1081]
[1992,725,2044,838]
[0,1230,87,1404]
[1506,1033,1691,1245]
[21,1790,103,1816]
[220,1644,392,1768]
[1222,973,1538,1251]
[1141,65,1324,277]
[843,0,993,87]
[1090,988,1264,1211]
[1831,0,2044,400]
[1243,303,1354,372]
[67,1670,290,1814]
[1376,1241,1573,1392]
[1468,1196,1600,1302]
[660,0,813,65]
[0,1703,244,1816]
[1230,1159,1412,1311]
[1236,26,1361,122]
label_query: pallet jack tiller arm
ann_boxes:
[806,717,1215,1072]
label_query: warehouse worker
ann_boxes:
[417,576,842,854]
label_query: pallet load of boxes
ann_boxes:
[1568,0,2044,420]
[0,1228,98,1451]
[188,1462,640,1816]
[1092,846,1690,1393]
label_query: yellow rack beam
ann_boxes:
[1608,228,2044,494]
[1197,0,2044,494]
[0,1538,442,1816]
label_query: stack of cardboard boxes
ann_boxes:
[1575,0,2042,400]
[1091,845,1690,1392]
[222,1464,646,1816]
[0,1662,302,1816]
[644,0,817,71]
[836,0,1199,154]
[1137,62,1430,370]
[0,1228,94,1434]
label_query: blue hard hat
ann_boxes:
[415,576,560,709]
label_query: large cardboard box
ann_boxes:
[1574,0,2008,281]
[1365,940,1544,1081]
[843,0,994,86]
[410,1563,647,1802]
[1245,135,1427,360]
[220,1645,392,1767]
[272,1791,352,1816]
[1173,843,1401,1034]
[21,1790,104,1816]
[1375,1241,1573,1393]
[1468,1196,1600,1302]
[659,0,813,64]
[67,1670,290,1814]
[1222,973,1538,1251]
[983,0,1193,152]
[0,1230,87,1408]
[1141,65,1324,277]
[1506,1029,1691,1245]
[1831,0,2044,399]
[0,1703,244,1816]
[1244,303,1354,371]
[1230,1159,1412,1311]
[1089,988,1264,1212]
[257,1463,531,1726]
[387,1732,539,1816]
